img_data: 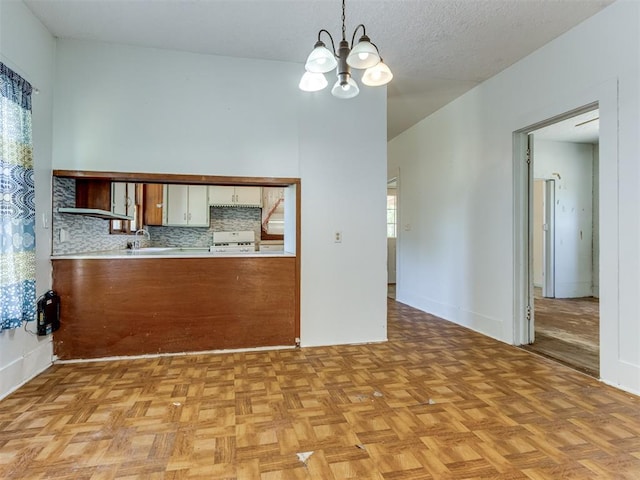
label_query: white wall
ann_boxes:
[53,40,388,349]
[298,91,388,346]
[534,140,594,298]
[388,1,640,394]
[0,1,55,399]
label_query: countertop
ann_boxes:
[51,247,295,260]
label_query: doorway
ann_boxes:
[387,178,397,299]
[519,107,601,377]
[533,179,555,297]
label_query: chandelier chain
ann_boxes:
[341,0,346,41]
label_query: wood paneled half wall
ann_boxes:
[52,257,297,359]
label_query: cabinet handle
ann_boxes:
[183,213,187,220]
[188,213,192,220]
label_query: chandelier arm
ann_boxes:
[350,24,367,48]
[317,29,338,57]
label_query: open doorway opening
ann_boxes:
[521,108,600,377]
[387,178,397,299]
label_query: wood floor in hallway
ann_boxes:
[1,299,638,479]
[523,291,599,378]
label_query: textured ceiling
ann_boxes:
[24,0,614,139]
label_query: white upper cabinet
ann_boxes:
[111,182,135,217]
[235,186,262,206]
[208,186,235,206]
[163,185,210,227]
[208,186,262,207]
[187,186,209,226]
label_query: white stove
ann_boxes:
[210,231,256,253]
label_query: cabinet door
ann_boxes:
[143,184,164,226]
[187,186,210,226]
[111,182,135,216]
[208,186,236,206]
[112,183,127,215]
[75,179,111,211]
[164,185,189,225]
[234,186,262,206]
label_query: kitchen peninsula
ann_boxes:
[51,170,300,360]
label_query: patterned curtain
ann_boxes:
[0,63,36,330]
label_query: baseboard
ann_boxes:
[397,290,505,343]
[54,344,297,364]
[0,341,53,400]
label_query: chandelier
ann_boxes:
[298,0,393,99]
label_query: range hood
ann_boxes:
[57,207,133,221]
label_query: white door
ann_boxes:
[532,180,544,288]
[387,238,396,283]
[533,179,556,297]
[542,180,555,297]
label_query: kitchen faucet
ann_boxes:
[133,228,150,249]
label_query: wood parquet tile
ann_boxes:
[523,290,599,377]
[1,299,639,479]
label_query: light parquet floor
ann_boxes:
[523,290,600,377]
[1,299,639,479]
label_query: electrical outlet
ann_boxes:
[334,231,342,243]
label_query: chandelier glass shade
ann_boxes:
[331,77,359,99]
[299,0,392,99]
[305,42,338,73]
[361,59,393,86]
[346,36,379,69]
[299,71,329,92]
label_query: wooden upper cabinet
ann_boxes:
[75,179,111,211]
[143,184,164,226]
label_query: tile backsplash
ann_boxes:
[52,177,262,254]
[148,207,262,248]
[52,178,147,255]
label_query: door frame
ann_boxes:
[513,102,599,345]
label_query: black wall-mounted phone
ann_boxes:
[37,290,60,336]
